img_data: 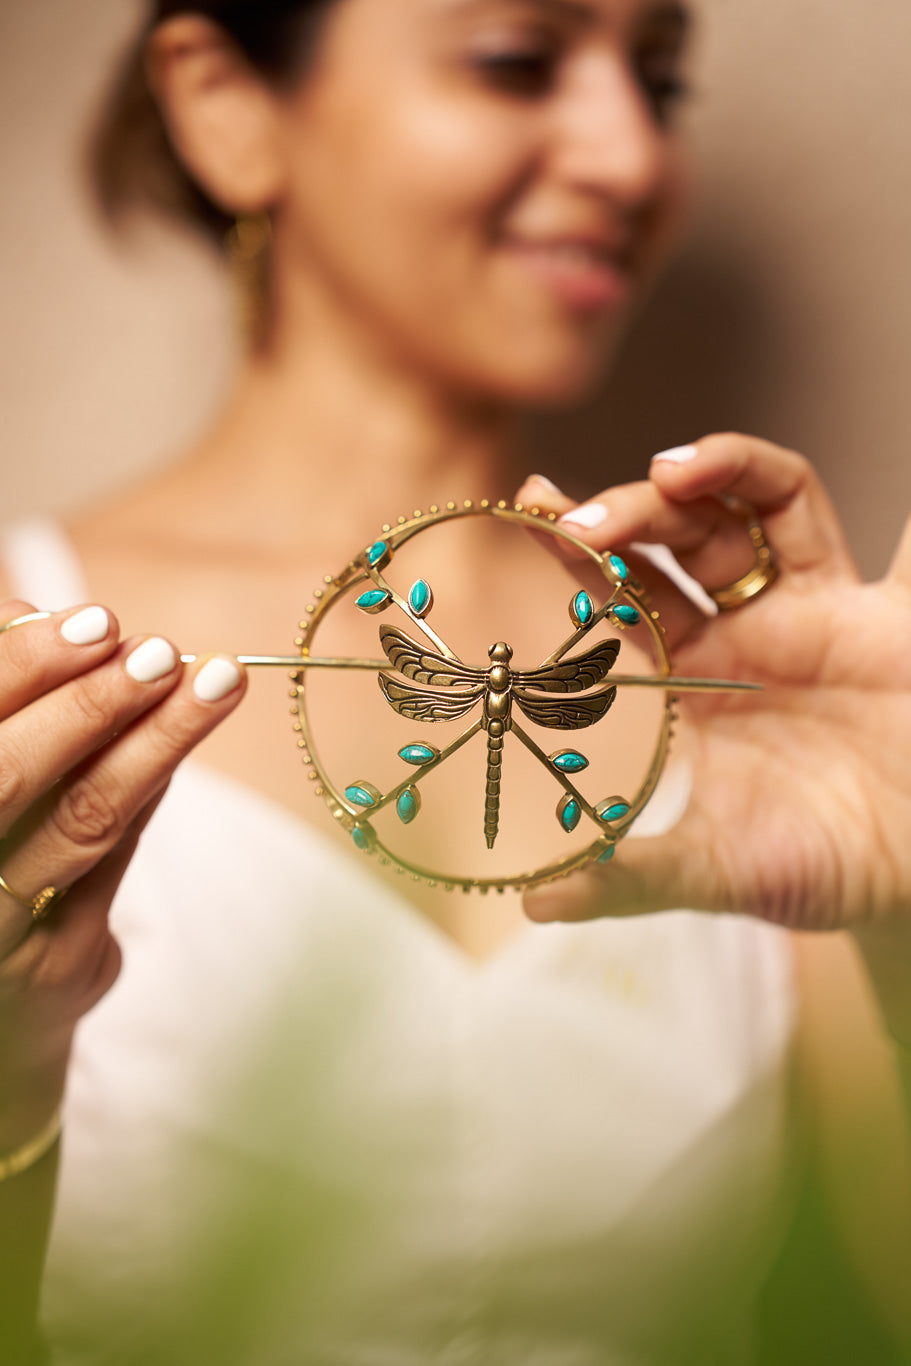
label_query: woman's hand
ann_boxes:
[0,602,246,1147]
[517,435,911,934]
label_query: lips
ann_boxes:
[500,234,635,312]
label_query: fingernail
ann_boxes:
[125,637,178,683]
[193,656,242,703]
[530,474,564,495]
[61,606,110,646]
[651,444,698,465]
[559,502,608,530]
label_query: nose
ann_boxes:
[553,52,673,213]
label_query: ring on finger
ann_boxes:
[0,853,68,923]
[0,611,52,634]
[706,519,779,612]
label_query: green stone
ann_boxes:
[597,844,616,864]
[356,589,391,613]
[366,541,388,568]
[571,591,594,628]
[408,579,433,617]
[352,826,371,852]
[550,750,589,774]
[396,787,420,825]
[558,794,581,833]
[399,744,439,766]
[345,783,379,808]
[609,555,628,582]
[612,605,640,626]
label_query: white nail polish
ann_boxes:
[193,657,242,703]
[61,606,109,646]
[651,444,698,465]
[559,502,608,530]
[531,474,563,495]
[125,638,177,684]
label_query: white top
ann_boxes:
[3,518,799,1366]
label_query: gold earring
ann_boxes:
[225,212,273,348]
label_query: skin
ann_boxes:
[1,0,910,1352]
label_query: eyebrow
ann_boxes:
[439,0,692,36]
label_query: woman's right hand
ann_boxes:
[0,600,246,1150]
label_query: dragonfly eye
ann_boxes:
[488,642,513,662]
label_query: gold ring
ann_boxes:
[0,611,52,634]
[0,867,67,923]
[707,519,779,612]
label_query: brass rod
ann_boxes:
[180,654,394,671]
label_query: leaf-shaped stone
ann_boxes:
[396,786,421,825]
[609,554,628,583]
[345,781,381,809]
[398,744,440,766]
[557,793,581,833]
[366,540,390,569]
[570,590,594,629]
[408,579,434,618]
[596,797,630,824]
[611,604,640,626]
[356,589,392,614]
[549,749,590,774]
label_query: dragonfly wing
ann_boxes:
[513,684,617,730]
[379,626,486,687]
[513,640,621,694]
[379,672,485,722]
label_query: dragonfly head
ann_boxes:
[488,642,513,665]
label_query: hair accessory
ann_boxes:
[182,500,760,891]
[707,517,779,612]
[0,1108,62,1183]
[0,611,52,634]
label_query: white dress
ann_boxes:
[2,519,799,1366]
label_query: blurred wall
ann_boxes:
[2,0,910,576]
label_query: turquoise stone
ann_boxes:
[597,844,616,864]
[351,826,371,852]
[366,540,388,567]
[571,590,594,628]
[399,744,439,766]
[396,787,420,825]
[408,579,433,617]
[558,795,581,833]
[345,784,378,808]
[597,799,631,823]
[550,750,589,774]
[609,554,628,582]
[612,605,640,626]
[356,588,391,613]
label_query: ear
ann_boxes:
[146,16,285,215]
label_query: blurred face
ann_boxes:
[271,0,693,403]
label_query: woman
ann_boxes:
[1,0,909,1361]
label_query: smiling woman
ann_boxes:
[2,1,911,1364]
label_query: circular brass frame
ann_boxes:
[291,500,675,893]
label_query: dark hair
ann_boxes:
[90,1,336,244]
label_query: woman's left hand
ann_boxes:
[518,434,911,934]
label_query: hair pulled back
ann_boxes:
[91,1,336,243]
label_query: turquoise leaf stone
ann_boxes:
[366,540,388,567]
[351,826,371,852]
[609,554,628,582]
[345,784,378,808]
[597,799,631,823]
[571,590,594,628]
[612,605,640,626]
[356,588,391,613]
[558,795,581,833]
[408,579,433,617]
[597,844,616,864]
[396,787,420,825]
[550,750,589,774]
[399,744,439,766]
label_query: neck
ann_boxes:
[182,322,523,558]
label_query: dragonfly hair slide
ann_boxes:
[183,500,759,893]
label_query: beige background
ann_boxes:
[2,0,910,577]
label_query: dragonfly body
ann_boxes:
[482,643,514,848]
[377,626,621,849]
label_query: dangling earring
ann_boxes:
[225,212,273,349]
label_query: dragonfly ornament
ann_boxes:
[178,499,760,891]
